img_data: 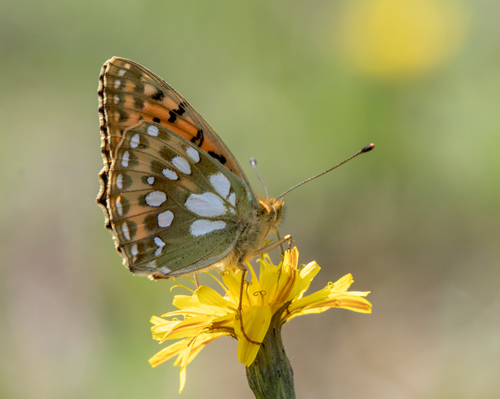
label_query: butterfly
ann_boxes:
[97,57,288,282]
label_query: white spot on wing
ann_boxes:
[210,172,231,198]
[186,147,200,163]
[185,192,227,217]
[116,174,123,189]
[147,125,159,137]
[118,69,126,76]
[114,95,120,104]
[121,151,130,167]
[190,220,226,237]
[121,222,130,240]
[172,156,191,174]
[160,266,171,274]
[131,243,138,261]
[144,83,156,96]
[115,196,123,216]
[157,210,174,228]
[147,176,155,185]
[114,79,121,89]
[145,261,156,269]
[130,133,140,148]
[153,236,166,256]
[145,191,167,207]
[228,192,236,207]
[162,168,178,180]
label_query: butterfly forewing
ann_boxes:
[98,57,249,180]
[107,121,254,277]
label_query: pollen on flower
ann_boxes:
[148,247,372,392]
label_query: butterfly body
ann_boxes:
[97,57,284,279]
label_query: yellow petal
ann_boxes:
[197,285,232,309]
[286,294,372,322]
[149,332,227,392]
[245,263,265,306]
[287,261,321,301]
[176,336,194,394]
[151,315,168,326]
[283,247,299,268]
[236,305,272,366]
[160,316,211,341]
[258,261,280,303]
[343,290,371,297]
[330,274,354,293]
[151,318,182,341]
[172,294,201,309]
[221,269,243,304]
[321,295,372,313]
[179,365,187,393]
[149,337,192,367]
[273,265,297,305]
[171,333,226,367]
[286,285,332,314]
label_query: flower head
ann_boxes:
[335,0,468,79]
[149,247,372,393]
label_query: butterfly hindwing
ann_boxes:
[106,121,255,277]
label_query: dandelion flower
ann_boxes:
[149,247,372,393]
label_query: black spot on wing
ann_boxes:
[151,90,165,101]
[190,129,205,147]
[208,151,227,165]
[174,102,187,116]
[168,111,177,123]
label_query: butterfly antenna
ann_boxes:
[277,143,375,200]
[250,158,270,199]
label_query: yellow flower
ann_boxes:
[149,247,372,393]
[335,0,468,79]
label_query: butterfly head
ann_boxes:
[258,197,284,231]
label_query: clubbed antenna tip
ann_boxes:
[361,143,375,153]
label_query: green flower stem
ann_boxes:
[245,303,295,399]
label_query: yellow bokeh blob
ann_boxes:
[336,0,468,79]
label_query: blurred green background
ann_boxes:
[1,0,499,397]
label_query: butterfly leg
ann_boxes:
[253,234,293,256]
[276,230,284,255]
[236,265,261,346]
[194,274,200,288]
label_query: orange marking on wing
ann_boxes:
[175,118,198,135]
[122,97,138,110]
[162,97,178,110]
[124,81,136,93]
[142,102,172,123]
[199,140,222,156]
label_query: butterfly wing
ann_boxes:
[98,57,257,230]
[105,120,256,278]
